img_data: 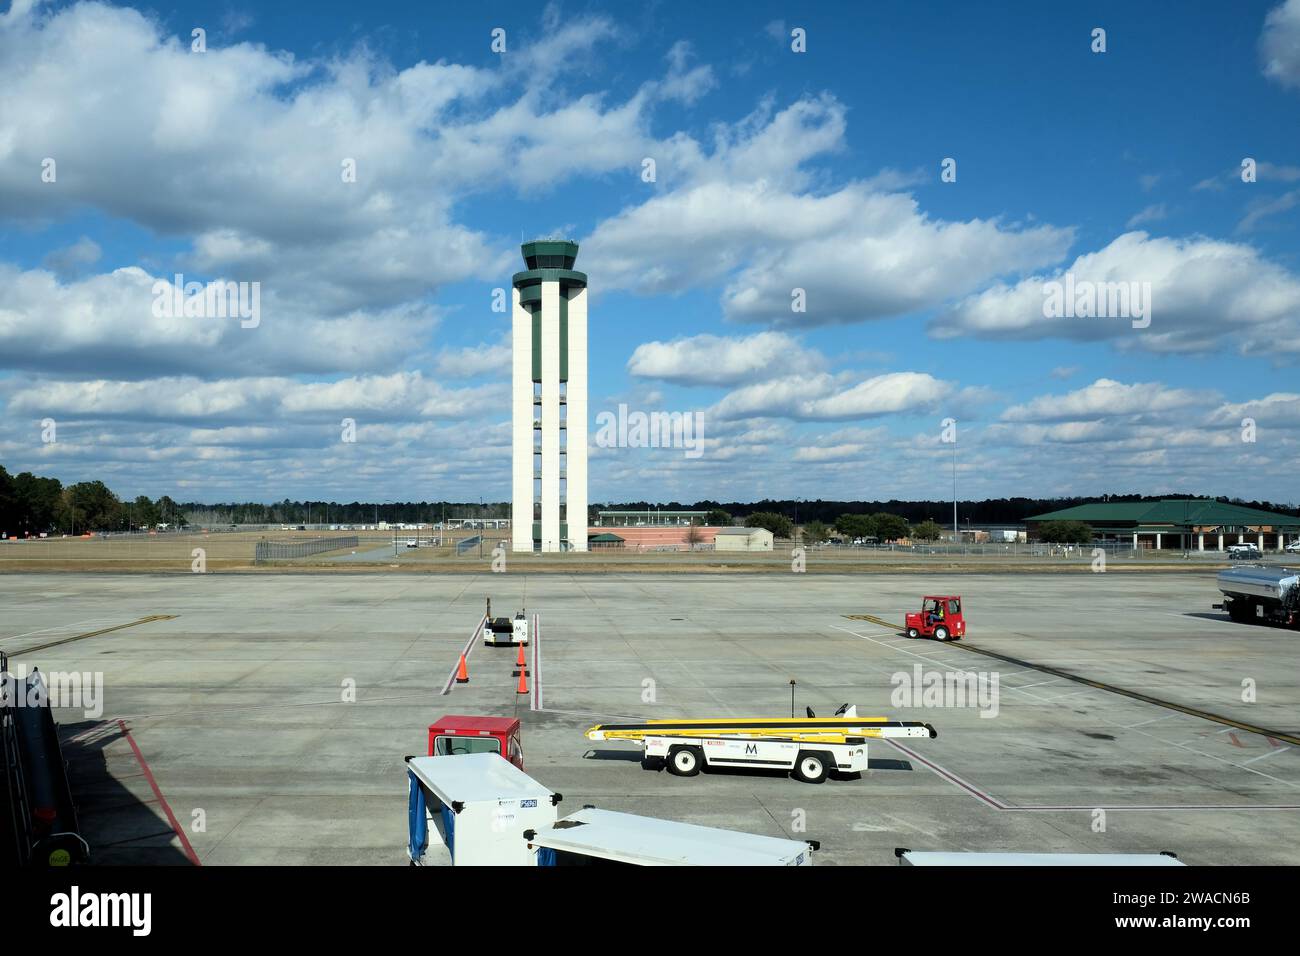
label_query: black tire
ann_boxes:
[641,755,665,772]
[906,627,920,639]
[792,751,830,784]
[666,746,702,777]
[933,625,950,642]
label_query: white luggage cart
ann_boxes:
[523,807,818,866]
[895,848,1185,866]
[405,753,560,866]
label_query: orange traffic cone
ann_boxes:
[512,642,529,676]
[455,654,469,684]
[516,665,529,695]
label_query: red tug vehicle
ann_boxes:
[905,596,965,641]
[427,715,525,769]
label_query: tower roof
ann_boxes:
[521,239,578,270]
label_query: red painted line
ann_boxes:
[888,740,1008,809]
[118,719,201,866]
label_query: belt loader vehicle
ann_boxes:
[585,705,937,784]
[1215,566,1300,629]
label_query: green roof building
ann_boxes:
[1026,499,1300,552]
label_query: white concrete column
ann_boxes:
[1198,533,1204,551]
[1258,533,1265,552]
[1217,533,1223,550]
[1155,533,1161,550]
[540,280,561,552]
[1132,532,1138,550]
[511,287,534,552]
[566,287,588,552]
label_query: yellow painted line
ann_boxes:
[6,615,177,656]
[844,613,903,630]
[843,612,1300,748]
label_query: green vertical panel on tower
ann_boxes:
[531,304,541,383]
[560,290,568,383]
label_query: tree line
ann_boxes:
[0,466,185,536]
[5,466,1290,539]
[735,510,947,543]
[603,495,1300,525]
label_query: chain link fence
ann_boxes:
[254,536,358,562]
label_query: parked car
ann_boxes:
[1228,544,1262,560]
[1286,539,1300,554]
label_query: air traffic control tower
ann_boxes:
[511,240,587,553]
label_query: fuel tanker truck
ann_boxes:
[1215,565,1300,629]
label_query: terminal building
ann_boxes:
[511,240,588,553]
[1026,499,1300,551]
[594,510,710,527]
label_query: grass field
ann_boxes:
[0,529,1276,574]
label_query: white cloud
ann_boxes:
[0,2,692,314]
[41,236,102,279]
[1125,203,1167,228]
[1237,188,1300,233]
[0,264,439,377]
[587,173,1071,326]
[1261,0,1300,90]
[4,372,495,424]
[658,41,715,104]
[1000,379,1215,423]
[793,443,867,462]
[627,332,823,385]
[432,338,512,379]
[1207,392,1300,428]
[1194,160,1300,191]
[934,231,1300,355]
[711,371,950,421]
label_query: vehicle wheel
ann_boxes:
[793,751,829,784]
[933,625,950,642]
[667,746,701,777]
[906,627,920,639]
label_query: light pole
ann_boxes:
[951,437,958,538]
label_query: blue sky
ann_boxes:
[1,0,1298,505]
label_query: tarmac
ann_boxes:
[3,570,1297,865]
